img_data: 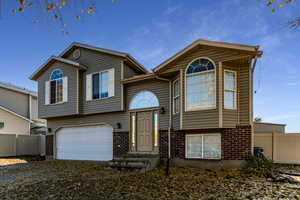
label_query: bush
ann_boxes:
[243,155,274,177]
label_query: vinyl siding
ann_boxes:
[0,108,30,135]
[126,79,170,130]
[47,112,128,133]
[0,87,29,118]
[160,46,251,129]
[30,96,39,120]
[37,61,78,119]
[48,79,170,133]
[123,63,141,79]
[66,48,123,114]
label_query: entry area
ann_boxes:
[129,91,160,153]
[56,125,113,161]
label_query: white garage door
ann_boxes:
[56,125,113,161]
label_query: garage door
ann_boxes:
[56,125,113,161]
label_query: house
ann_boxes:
[30,39,262,167]
[0,81,43,135]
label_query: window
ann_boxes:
[186,134,221,159]
[185,58,216,111]
[153,112,159,147]
[173,79,180,114]
[92,71,109,100]
[50,69,63,104]
[224,70,237,109]
[129,91,159,110]
[131,114,136,150]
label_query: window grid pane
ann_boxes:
[186,134,221,159]
[100,71,109,98]
[186,71,215,109]
[92,73,100,99]
[224,71,236,109]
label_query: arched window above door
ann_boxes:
[129,91,159,110]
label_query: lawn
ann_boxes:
[0,160,300,200]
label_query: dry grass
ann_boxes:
[0,161,300,200]
[0,158,27,166]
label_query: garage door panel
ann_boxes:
[56,125,113,161]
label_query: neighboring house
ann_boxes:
[30,39,262,166]
[0,81,43,135]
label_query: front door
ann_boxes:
[137,111,153,152]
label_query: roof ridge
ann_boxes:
[0,81,37,96]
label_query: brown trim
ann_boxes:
[122,74,169,84]
[129,107,160,113]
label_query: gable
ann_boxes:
[60,43,148,74]
[30,57,87,81]
[154,39,262,74]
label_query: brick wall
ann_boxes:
[159,126,252,160]
[113,132,129,157]
[222,126,252,160]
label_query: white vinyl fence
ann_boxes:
[0,134,45,157]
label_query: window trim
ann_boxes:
[90,69,111,101]
[224,69,237,110]
[173,79,180,115]
[184,57,217,112]
[49,69,64,105]
[185,133,221,160]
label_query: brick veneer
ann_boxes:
[113,132,129,157]
[221,126,252,160]
[159,126,252,160]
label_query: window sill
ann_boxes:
[224,107,237,111]
[185,157,221,161]
[46,102,66,106]
[86,96,114,102]
[185,106,217,112]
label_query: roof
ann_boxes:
[60,42,148,74]
[0,81,37,96]
[0,105,33,122]
[153,39,263,73]
[122,73,169,84]
[254,122,286,134]
[30,56,88,81]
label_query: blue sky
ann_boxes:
[0,0,299,132]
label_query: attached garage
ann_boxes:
[56,125,113,161]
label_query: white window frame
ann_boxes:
[185,57,217,112]
[224,70,237,110]
[185,133,221,159]
[173,79,180,115]
[91,69,110,101]
[49,69,64,105]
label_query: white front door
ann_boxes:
[56,125,113,161]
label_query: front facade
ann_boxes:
[30,40,262,166]
[0,82,41,135]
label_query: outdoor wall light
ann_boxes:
[48,128,52,133]
[116,123,122,129]
[160,107,166,114]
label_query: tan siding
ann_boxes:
[31,96,38,120]
[238,61,250,125]
[70,48,123,115]
[0,87,29,118]
[37,61,78,118]
[182,63,219,129]
[48,112,128,133]
[126,79,170,130]
[0,109,30,135]
[123,63,141,79]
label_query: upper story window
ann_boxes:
[129,91,159,110]
[173,79,180,114]
[46,69,68,105]
[86,68,115,101]
[224,70,237,109]
[185,58,216,111]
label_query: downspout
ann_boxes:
[250,55,258,155]
[166,80,172,176]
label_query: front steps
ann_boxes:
[105,153,160,173]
